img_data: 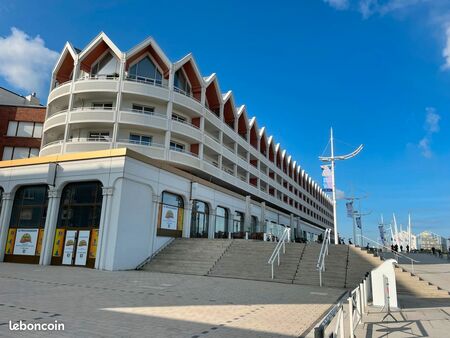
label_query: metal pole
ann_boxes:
[330,128,338,245]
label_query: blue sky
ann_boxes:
[0,0,449,241]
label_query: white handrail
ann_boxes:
[357,234,419,272]
[267,227,290,279]
[317,228,332,287]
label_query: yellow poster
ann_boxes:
[35,228,44,256]
[5,228,16,255]
[177,207,184,230]
[52,229,65,257]
[89,229,99,259]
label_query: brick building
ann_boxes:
[0,87,46,160]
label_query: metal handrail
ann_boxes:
[317,228,332,287]
[268,227,290,279]
[357,234,419,272]
[117,139,165,148]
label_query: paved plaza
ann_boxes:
[0,263,345,337]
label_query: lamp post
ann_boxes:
[319,128,363,244]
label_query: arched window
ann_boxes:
[5,185,48,263]
[174,69,191,96]
[250,215,259,236]
[158,191,184,237]
[215,206,228,239]
[128,56,162,85]
[232,211,245,238]
[91,52,119,78]
[190,200,209,238]
[57,182,103,229]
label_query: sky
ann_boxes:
[0,0,449,242]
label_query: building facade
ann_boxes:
[0,88,45,161]
[418,231,447,252]
[0,33,334,270]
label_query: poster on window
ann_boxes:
[13,229,38,256]
[160,205,178,230]
[75,230,90,266]
[62,230,77,265]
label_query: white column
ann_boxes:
[40,187,60,266]
[260,202,266,234]
[112,56,126,148]
[96,186,114,270]
[0,192,13,262]
[208,207,215,239]
[245,196,252,234]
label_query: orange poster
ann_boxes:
[5,228,16,255]
[35,228,45,256]
[52,229,65,257]
[89,229,99,259]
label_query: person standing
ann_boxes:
[406,244,409,253]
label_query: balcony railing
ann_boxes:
[77,74,120,81]
[124,108,167,118]
[169,146,199,158]
[68,137,111,143]
[117,139,165,148]
[125,75,168,88]
[173,86,201,103]
[171,117,200,129]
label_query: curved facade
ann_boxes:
[42,33,333,231]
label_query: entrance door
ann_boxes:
[51,182,103,269]
[4,185,48,264]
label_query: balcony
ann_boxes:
[122,76,170,101]
[171,119,202,142]
[39,140,63,156]
[43,110,68,132]
[70,107,115,124]
[204,133,220,149]
[169,147,201,168]
[73,76,119,93]
[116,139,166,160]
[64,137,111,153]
[173,87,203,114]
[204,108,222,129]
[119,109,168,130]
[48,81,71,103]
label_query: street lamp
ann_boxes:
[319,128,363,244]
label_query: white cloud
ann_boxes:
[0,27,58,97]
[418,107,441,158]
[324,0,350,10]
[442,26,450,69]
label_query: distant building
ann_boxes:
[418,231,447,252]
[396,230,417,251]
[0,87,46,160]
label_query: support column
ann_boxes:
[40,187,61,266]
[289,214,295,241]
[96,186,114,270]
[0,193,13,262]
[244,196,252,233]
[208,207,215,239]
[260,202,266,234]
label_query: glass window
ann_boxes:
[16,122,34,137]
[132,104,154,115]
[158,192,184,236]
[232,211,245,235]
[128,56,162,85]
[91,52,119,78]
[251,215,259,234]
[7,121,18,136]
[92,102,113,110]
[129,134,152,146]
[57,182,103,228]
[172,113,187,123]
[2,146,13,160]
[191,200,209,238]
[215,206,228,239]
[12,147,30,159]
[174,69,191,95]
[33,123,43,138]
[89,132,110,141]
[10,185,48,229]
[162,191,184,208]
[29,148,39,157]
[170,141,185,152]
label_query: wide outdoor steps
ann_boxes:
[142,238,232,275]
[208,240,305,283]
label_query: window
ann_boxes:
[2,147,39,160]
[215,207,229,239]
[128,56,162,85]
[89,132,110,141]
[7,121,43,138]
[158,191,184,237]
[9,185,48,229]
[232,211,245,236]
[191,200,209,238]
[132,104,155,115]
[57,182,103,229]
[174,69,191,96]
[91,52,119,78]
[170,141,185,152]
[129,134,152,146]
[92,102,113,110]
[171,113,187,123]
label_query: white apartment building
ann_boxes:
[0,33,334,270]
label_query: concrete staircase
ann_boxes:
[208,240,306,283]
[395,266,450,298]
[142,238,232,275]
